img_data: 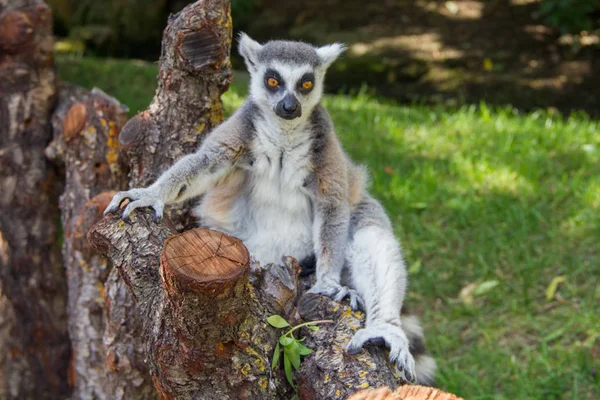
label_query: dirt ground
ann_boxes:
[241,0,599,115]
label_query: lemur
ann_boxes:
[105,34,436,385]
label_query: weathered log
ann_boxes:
[98,1,233,397]
[118,0,233,229]
[0,1,71,398]
[88,210,412,399]
[46,84,131,399]
[296,295,403,399]
[348,385,464,400]
[89,213,295,399]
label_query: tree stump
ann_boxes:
[98,0,233,398]
[89,215,296,399]
[0,1,70,398]
[88,210,415,399]
[46,84,132,399]
[161,228,250,294]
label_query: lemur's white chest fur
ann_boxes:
[196,119,315,265]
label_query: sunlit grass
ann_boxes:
[56,55,600,400]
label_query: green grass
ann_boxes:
[56,55,600,400]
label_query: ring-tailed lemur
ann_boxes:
[105,34,436,385]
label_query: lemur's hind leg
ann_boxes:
[345,223,416,383]
[343,196,436,385]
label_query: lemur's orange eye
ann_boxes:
[267,77,279,87]
[302,80,313,90]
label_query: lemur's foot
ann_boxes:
[347,322,416,383]
[308,280,364,311]
[104,189,165,221]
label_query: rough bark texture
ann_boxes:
[98,1,233,398]
[348,385,464,400]
[89,215,295,399]
[46,85,130,399]
[88,211,413,399]
[0,0,71,398]
[296,295,403,399]
[119,0,232,225]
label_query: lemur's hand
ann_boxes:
[308,278,365,311]
[347,322,416,383]
[104,188,165,221]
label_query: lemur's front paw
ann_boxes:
[308,280,365,311]
[347,323,416,383]
[104,189,165,221]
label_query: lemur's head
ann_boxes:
[239,33,345,125]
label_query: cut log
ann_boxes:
[118,0,233,229]
[348,385,464,400]
[98,1,233,398]
[89,215,295,399]
[46,84,131,399]
[89,210,413,399]
[0,1,71,398]
[161,228,250,294]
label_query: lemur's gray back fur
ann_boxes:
[104,33,436,385]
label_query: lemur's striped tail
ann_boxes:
[403,314,437,386]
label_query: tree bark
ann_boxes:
[0,1,71,398]
[296,295,404,399]
[119,0,232,226]
[96,0,233,398]
[88,211,413,399]
[89,213,295,399]
[46,84,131,399]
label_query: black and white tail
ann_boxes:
[403,314,437,386]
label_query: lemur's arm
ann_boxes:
[307,130,363,307]
[104,103,253,219]
[312,195,350,283]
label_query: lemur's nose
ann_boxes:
[282,95,298,112]
[275,93,302,119]
[283,102,297,112]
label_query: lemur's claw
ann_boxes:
[104,190,164,222]
[333,286,364,311]
[308,281,364,311]
[402,368,415,384]
[122,198,164,220]
[346,324,417,384]
[307,281,340,298]
[104,191,130,215]
[348,290,365,311]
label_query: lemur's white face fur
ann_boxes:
[239,33,345,128]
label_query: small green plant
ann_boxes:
[267,315,332,390]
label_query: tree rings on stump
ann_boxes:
[161,228,250,294]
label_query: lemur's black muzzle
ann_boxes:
[275,93,302,120]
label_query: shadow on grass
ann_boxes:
[238,0,600,116]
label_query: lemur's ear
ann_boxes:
[238,33,262,73]
[316,43,346,69]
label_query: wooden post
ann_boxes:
[46,84,131,399]
[0,1,70,398]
